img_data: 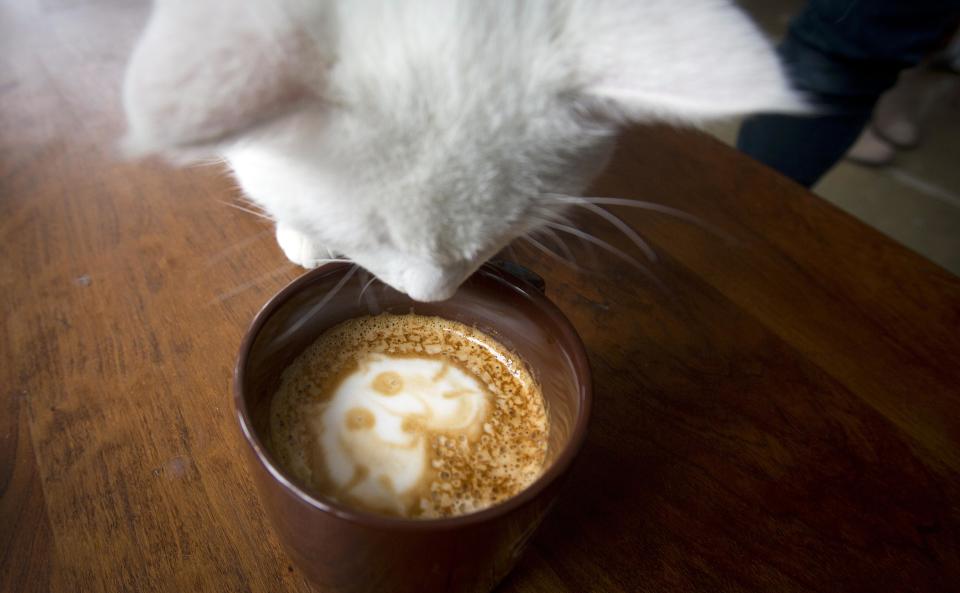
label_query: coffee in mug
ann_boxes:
[269,313,548,518]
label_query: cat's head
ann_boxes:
[124,0,804,301]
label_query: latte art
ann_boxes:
[317,355,490,512]
[269,314,548,518]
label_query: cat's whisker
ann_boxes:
[236,193,264,207]
[519,235,583,272]
[361,270,382,315]
[567,201,657,262]
[540,227,576,262]
[217,200,276,223]
[534,225,578,266]
[530,215,597,264]
[545,222,665,290]
[364,287,381,315]
[204,228,273,267]
[543,194,735,243]
[269,265,359,349]
[208,263,296,304]
[531,205,575,228]
[188,155,227,169]
[358,273,378,302]
[237,196,278,219]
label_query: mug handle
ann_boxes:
[490,259,546,294]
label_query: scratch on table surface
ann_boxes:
[165,457,188,479]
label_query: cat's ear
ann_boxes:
[573,0,807,123]
[122,0,331,159]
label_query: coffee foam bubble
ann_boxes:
[269,314,548,518]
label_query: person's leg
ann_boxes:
[736,0,960,187]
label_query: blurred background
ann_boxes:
[710,0,960,275]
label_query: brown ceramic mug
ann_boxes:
[234,261,591,593]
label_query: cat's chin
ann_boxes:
[274,225,462,302]
[370,263,464,303]
[399,284,458,303]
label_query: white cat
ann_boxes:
[123,0,802,301]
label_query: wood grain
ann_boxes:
[3,1,959,592]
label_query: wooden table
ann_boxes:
[4,1,960,592]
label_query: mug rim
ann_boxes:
[233,262,592,532]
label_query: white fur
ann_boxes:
[124,0,803,301]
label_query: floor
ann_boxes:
[709,0,960,275]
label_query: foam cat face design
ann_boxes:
[316,353,489,513]
[124,0,804,300]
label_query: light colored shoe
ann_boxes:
[846,127,896,167]
[873,117,920,149]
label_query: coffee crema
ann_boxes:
[268,313,549,518]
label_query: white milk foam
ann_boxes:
[269,314,548,518]
[319,354,489,513]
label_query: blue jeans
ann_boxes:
[736,0,960,187]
